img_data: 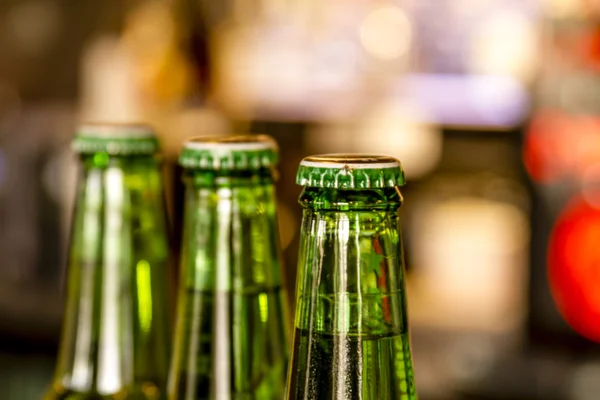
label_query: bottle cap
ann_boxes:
[179,135,278,171]
[296,154,405,188]
[72,123,160,155]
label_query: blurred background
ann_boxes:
[1,0,600,398]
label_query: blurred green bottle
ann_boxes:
[168,135,289,400]
[45,124,172,400]
[286,155,418,400]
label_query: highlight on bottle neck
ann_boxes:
[72,123,160,156]
[296,154,405,189]
[179,134,279,176]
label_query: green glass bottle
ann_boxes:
[286,154,418,400]
[45,124,171,400]
[168,135,289,400]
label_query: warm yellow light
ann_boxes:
[359,6,412,60]
[410,194,529,332]
[469,11,539,82]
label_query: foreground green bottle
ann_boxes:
[45,124,171,400]
[168,135,288,400]
[286,155,418,400]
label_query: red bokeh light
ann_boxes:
[524,111,600,184]
[549,193,600,342]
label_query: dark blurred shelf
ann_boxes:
[0,282,62,353]
[0,352,54,400]
[459,356,572,400]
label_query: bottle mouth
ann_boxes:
[183,134,278,151]
[296,153,405,188]
[300,154,401,169]
[179,134,279,170]
[77,123,156,138]
[73,123,159,155]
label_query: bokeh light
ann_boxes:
[359,5,412,61]
[549,193,600,342]
[79,36,142,123]
[524,111,600,183]
[410,191,529,332]
[468,10,539,82]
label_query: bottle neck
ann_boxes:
[74,153,168,269]
[170,169,289,399]
[180,170,282,293]
[52,152,170,395]
[295,188,406,336]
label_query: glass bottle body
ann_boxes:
[286,187,417,400]
[46,154,171,400]
[169,172,288,400]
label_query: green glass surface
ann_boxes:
[168,141,288,400]
[286,157,418,400]
[45,149,171,400]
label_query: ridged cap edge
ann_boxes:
[72,124,159,155]
[296,154,405,188]
[179,134,279,170]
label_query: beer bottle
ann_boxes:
[45,124,171,400]
[169,135,288,400]
[286,154,418,400]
